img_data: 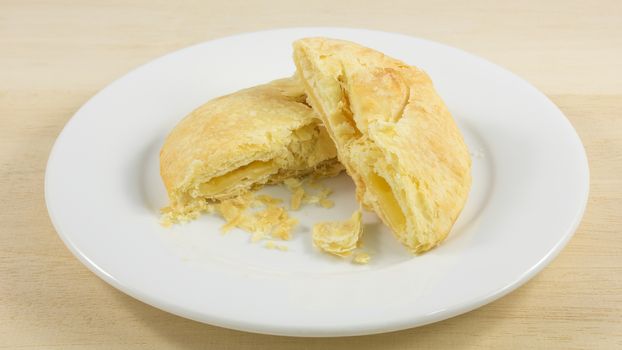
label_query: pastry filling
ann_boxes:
[368,172,406,233]
[192,122,339,200]
[198,160,277,196]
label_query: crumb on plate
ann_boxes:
[312,208,363,257]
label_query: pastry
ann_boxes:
[293,38,471,253]
[160,77,342,219]
[312,208,363,257]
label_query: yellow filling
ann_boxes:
[368,172,406,233]
[198,160,277,196]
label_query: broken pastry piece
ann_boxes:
[352,252,371,264]
[312,209,363,257]
[294,38,471,253]
[160,77,343,220]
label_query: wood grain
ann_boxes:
[1,0,621,348]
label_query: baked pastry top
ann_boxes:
[160,77,341,217]
[293,38,471,253]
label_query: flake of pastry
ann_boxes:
[254,194,283,206]
[283,177,335,210]
[312,209,363,257]
[352,252,371,264]
[213,192,297,242]
[264,240,289,251]
[290,187,305,210]
[319,198,334,208]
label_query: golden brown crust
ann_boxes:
[293,38,472,253]
[160,77,341,215]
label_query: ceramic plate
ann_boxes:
[45,28,589,336]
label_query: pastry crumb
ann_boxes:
[159,201,215,227]
[291,187,305,210]
[255,194,283,206]
[319,198,334,208]
[283,177,335,210]
[264,240,289,251]
[302,187,331,206]
[160,190,296,245]
[352,252,371,264]
[214,192,297,242]
[312,208,363,257]
[159,214,174,228]
[284,178,305,210]
[251,230,268,243]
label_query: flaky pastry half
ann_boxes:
[160,78,342,218]
[293,38,471,253]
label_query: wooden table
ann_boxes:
[2,1,621,348]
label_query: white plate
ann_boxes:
[45,28,589,336]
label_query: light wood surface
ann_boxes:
[1,1,621,348]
